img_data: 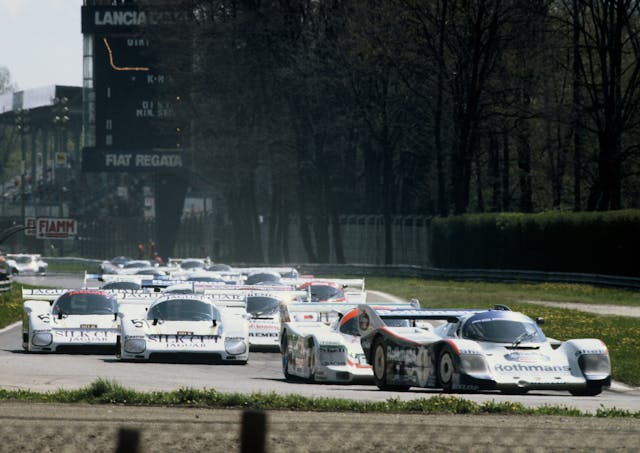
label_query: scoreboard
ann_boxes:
[81,4,189,169]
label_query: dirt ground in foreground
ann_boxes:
[0,402,639,452]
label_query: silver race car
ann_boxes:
[358,305,611,395]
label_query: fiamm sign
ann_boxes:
[36,218,78,239]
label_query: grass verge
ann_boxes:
[0,378,637,418]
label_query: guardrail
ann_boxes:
[0,276,11,293]
[44,257,640,290]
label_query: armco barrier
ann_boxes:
[0,277,10,293]
[43,257,640,290]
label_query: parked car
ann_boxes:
[6,254,48,275]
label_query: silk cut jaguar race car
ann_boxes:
[358,305,611,396]
[117,293,249,364]
[22,289,119,353]
[280,301,418,383]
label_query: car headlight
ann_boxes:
[578,354,610,376]
[32,332,52,346]
[225,338,247,355]
[124,338,146,354]
[460,354,488,374]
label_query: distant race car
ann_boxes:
[358,305,612,396]
[280,301,418,383]
[6,254,48,275]
[117,293,249,364]
[99,256,133,274]
[22,289,119,353]
[295,279,366,303]
[203,286,308,349]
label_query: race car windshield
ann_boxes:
[246,273,281,285]
[54,292,116,316]
[309,285,344,302]
[147,299,218,322]
[124,261,150,268]
[463,319,545,343]
[181,261,205,270]
[101,281,141,290]
[246,296,279,317]
[15,256,33,264]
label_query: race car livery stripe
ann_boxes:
[346,358,372,369]
[379,326,421,345]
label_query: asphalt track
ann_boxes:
[2,274,639,414]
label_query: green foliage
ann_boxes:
[0,379,636,417]
[0,282,23,329]
[430,210,640,276]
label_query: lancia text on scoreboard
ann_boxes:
[36,218,78,239]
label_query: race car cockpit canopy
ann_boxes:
[53,290,117,316]
[147,298,219,322]
[246,296,280,317]
[461,310,546,344]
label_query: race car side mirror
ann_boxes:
[535,317,545,325]
[113,313,118,321]
[153,318,158,326]
[212,320,217,327]
[58,312,63,320]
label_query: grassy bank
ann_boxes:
[0,378,636,418]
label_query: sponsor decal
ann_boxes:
[319,346,346,353]
[80,324,98,329]
[495,364,570,373]
[68,290,106,296]
[147,334,220,348]
[249,332,279,337]
[504,352,550,363]
[54,330,115,342]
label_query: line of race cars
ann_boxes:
[21,256,612,396]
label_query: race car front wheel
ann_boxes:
[438,347,457,392]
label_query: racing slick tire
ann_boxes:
[372,338,410,392]
[307,338,317,383]
[281,333,294,380]
[438,346,458,393]
[569,386,603,396]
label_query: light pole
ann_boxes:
[14,109,30,226]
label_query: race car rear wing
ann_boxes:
[204,288,309,303]
[281,301,419,324]
[357,304,487,337]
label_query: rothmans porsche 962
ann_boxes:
[22,289,119,353]
[358,304,611,396]
[116,293,250,364]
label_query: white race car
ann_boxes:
[204,286,308,349]
[358,305,612,395]
[117,293,249,364]
[7,254,48,275]
[22,289,119,353]
[279,301,418,383]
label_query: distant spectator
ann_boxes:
[136,242,145,259]
[148,239,156,259]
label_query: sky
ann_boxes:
[0,0,84,91]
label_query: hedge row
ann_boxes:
[429,210,640,277]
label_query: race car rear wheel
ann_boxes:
[372,338,409,391]
[438,347,457,392]
[281,334,293,380]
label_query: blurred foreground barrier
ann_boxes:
[0,277,11,293]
